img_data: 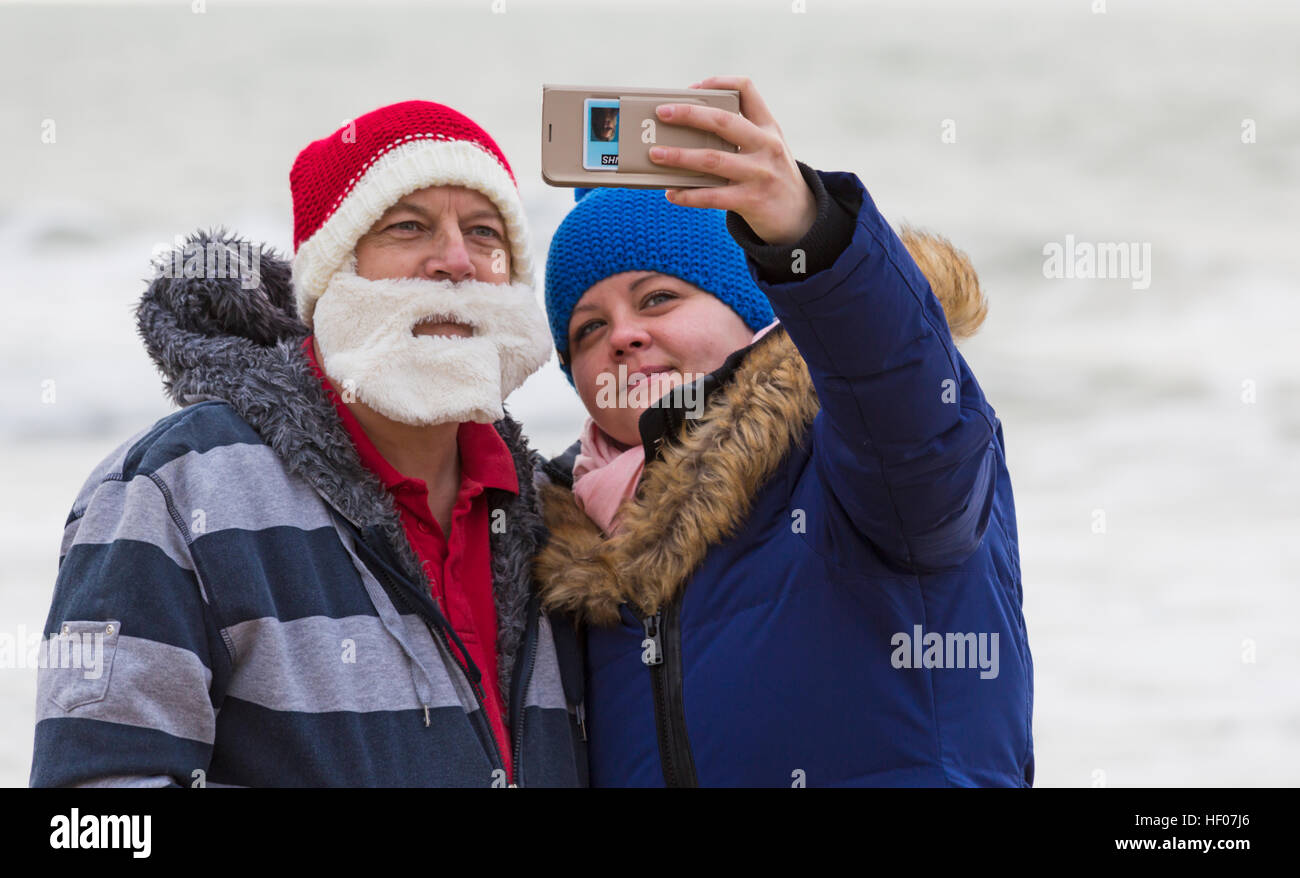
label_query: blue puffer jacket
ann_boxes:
[535,170,1033,787]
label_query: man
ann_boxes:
[591,107,618,142]
[30,101,586,787]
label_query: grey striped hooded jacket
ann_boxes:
[29,231,587,787]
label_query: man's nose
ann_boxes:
[422,228,475,283]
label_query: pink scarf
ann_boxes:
[572,320,780,536]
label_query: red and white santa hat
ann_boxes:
[289,100,533,327]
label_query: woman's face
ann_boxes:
[567,271,756,447]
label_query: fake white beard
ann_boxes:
[312,261,553,426]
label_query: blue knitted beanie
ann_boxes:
[544,187,775,387]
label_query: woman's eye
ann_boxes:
[574,320,602,343]
[644,291,675,307]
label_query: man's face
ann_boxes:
[567,271,754,447]
[312,183,551,427]
[595,110,617,142]
[354,185,511,339]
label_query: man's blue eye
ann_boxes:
[471,225,501,238]
[390,221,422,232]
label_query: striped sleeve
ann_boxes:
[30,432,228,788]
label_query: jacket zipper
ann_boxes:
[511,604,542,787]
[639,602,698,787]
[354,526,513,784]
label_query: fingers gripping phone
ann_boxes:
[541,84,741,189]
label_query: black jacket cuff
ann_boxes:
[725,161,858,284]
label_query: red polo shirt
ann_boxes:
[302,336,517,782]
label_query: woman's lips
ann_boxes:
[626,366,676,390]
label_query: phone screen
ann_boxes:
[583,98,620,170]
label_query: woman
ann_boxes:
[535,77,1033,787]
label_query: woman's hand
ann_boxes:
[649,75,816,247]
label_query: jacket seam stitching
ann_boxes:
[919,584,954,787]
[144,471,237,667]
[984,445,1031,777]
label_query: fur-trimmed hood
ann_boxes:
[134,228,547,700]
[533,226,985,627]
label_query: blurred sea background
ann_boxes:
[1,0,1297,787]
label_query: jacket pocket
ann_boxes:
[45,620,120,711]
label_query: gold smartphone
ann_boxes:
[541,84,741,189]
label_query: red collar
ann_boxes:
[301,336,518,496]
